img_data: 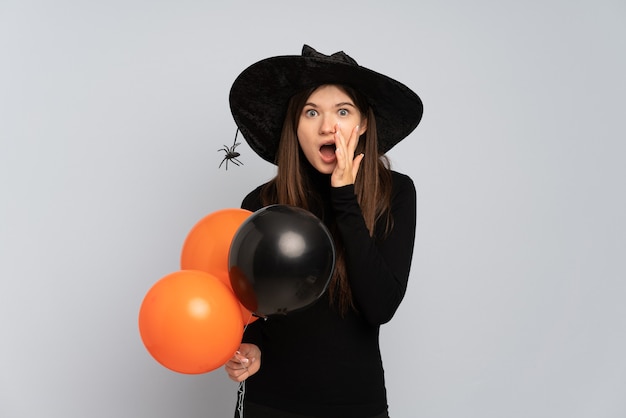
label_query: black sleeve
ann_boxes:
[331,172,417,325]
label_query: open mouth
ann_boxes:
[319,143,336,159]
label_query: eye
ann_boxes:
[304,109,318,117]
[338,109,349,117]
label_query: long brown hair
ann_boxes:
[260,84,393,313]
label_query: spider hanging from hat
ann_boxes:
[218,129,243,170]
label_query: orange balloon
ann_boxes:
[138,270,244,374]
[181,208,257,324]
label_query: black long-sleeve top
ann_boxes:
[239,170,416,418]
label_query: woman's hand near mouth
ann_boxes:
[331,123,364,188]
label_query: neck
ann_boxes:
[303,161,331,191]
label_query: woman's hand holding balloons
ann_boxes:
[224,343,261,382]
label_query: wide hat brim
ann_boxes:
[229,45,423,164]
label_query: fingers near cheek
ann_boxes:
[350,125,360,145]
[335,145,343,160]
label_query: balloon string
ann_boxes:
[237,380,246,418]
[243,312,253,332]
[236,312,254,418]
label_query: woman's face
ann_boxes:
[297,85,367,174]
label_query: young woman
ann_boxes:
[224,45,423,418]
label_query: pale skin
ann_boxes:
[296,84,367,187]
[224,84,367,382]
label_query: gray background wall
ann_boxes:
[1,1,625,417]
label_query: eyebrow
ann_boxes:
[303,101,357,108]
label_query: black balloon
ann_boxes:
[228,204,335,317]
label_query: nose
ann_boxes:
[319,115,337,135]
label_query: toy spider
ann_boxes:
[218,129,243,170]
